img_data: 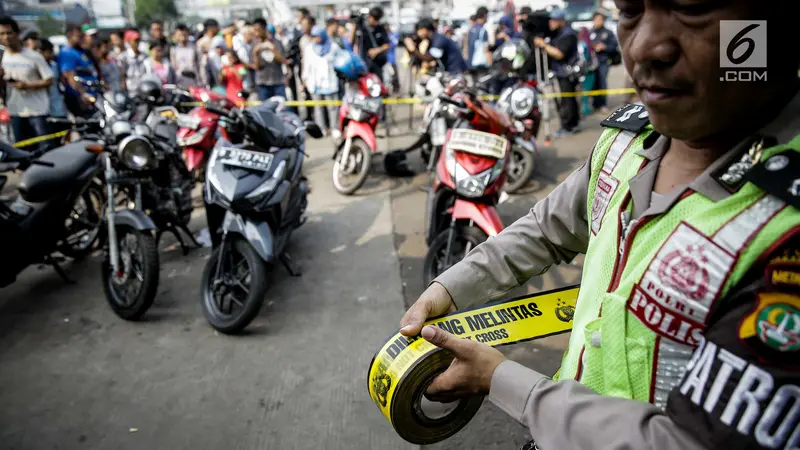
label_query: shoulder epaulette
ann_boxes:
[600,103,651,133]
[745,150,800,210]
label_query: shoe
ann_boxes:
[553,129,570,138]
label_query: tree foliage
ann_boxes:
[134,0,178,27]
[35,13,63,38]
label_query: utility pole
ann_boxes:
[126,0,136,26]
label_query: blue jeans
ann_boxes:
[592,64,610,109]
[11,115,51,153]
[256,84,286,101]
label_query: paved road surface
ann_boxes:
[0,68,628,450]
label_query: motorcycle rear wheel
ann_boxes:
[102,226,159,321]
[423,226,487,285]
[504,145,535,194]
[59,182,105,259]
[201,238,269,334]
[332,138,371,195]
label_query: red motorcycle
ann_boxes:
[423,81,515,284]
[331,72,387,195]
[171,86,236,182]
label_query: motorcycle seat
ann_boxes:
[18,142,97,203]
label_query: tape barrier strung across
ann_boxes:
[12,130,69,149]
[176,88,636,109]
[367,285,579,445]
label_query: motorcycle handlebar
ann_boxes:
[205,104,231,117]
[47,117,102,127]
[439,95,467,109]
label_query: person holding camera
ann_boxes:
[533,8,580,137]
[412,18,467,75]
[349,7,390,78]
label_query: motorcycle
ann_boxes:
[170,85,237,183]
[201,101,323,334]
[492,39,542,193]
[331,71,387,195]
[0,137,104,288]
[422,83,515,285]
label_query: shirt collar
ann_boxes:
[635,89,800,201]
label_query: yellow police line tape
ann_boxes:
[12,130,70,149]
[367,285,579,445]
[177,88,636,108]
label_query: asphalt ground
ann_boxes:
[0,68,628,450]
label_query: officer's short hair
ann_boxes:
[593,11,606,20]
[417,18,436,31]
[369,6,384,20]
[476,7,489,19]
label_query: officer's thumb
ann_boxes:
[421,325,468,356]
[399,299,430,337]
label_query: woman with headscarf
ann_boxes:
[301,26,341,137]
[577,27,599,116]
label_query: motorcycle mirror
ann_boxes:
[303,121,324,139]
[181,71,197,79]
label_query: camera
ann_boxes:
[521,11,551,38]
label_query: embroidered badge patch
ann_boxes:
[600,104,651,132]
[739,292,800,353]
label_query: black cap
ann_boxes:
[476,6,489,19]
[519,6,533,15]
[417,18,435,31]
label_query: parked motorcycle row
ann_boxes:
[0,67,323,335]
[330,39,542,286]
[1,40,538,335]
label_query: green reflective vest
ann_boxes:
[555,126,800,408]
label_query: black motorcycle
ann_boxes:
[201,101,323,334]
[0,139,104,287]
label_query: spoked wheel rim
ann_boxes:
[333,148,367,190]
[63,187,103,253]
[109,231,146,307]
[507,149,527,183]
[205,245,254,320]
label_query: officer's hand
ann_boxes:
[399,282,456,337]
[421,325,506,401]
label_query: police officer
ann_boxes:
[590,11,619,114]
[533,9,580,136]
[399,0,800,448]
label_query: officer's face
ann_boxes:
[616,0,781,142]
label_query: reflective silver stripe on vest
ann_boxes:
[602,130,637,175]
[651,195,787,409]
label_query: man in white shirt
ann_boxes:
[0,17,54,152]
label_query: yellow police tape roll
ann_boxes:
[367,285,580,445]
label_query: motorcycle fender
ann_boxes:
[222,211,274,262]
[451,200,504,237]
[343,121,377,152]
[115,209,157,231]
[183,147,206,171]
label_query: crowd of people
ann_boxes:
[1,6,620,148]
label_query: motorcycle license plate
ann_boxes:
[446,129,508,159]
[217,148,274,171]
[430,117,447,146]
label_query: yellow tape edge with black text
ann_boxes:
[367,285,580,445]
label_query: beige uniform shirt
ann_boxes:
[434,92,800,450]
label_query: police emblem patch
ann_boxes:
[600,104,651,132]
[739,292,800,353]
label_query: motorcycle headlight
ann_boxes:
[246,160,286,200]
[365,77,382,97]
[118,135,156,170]
[510,87,536,118]
[177,127,209,146]
[348,107,367,122]
[444,146,494,198]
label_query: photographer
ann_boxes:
[411,18,466,75]
[532,8,580,136]
[349,7,390,78]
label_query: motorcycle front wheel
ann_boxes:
[332,138,371,195]
[423,226,487,285]
[201,238,269,334]
[504,145,535,194]
[102,226,159,320]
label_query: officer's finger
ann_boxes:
[399,298,431,336]
[421,325,471,356]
